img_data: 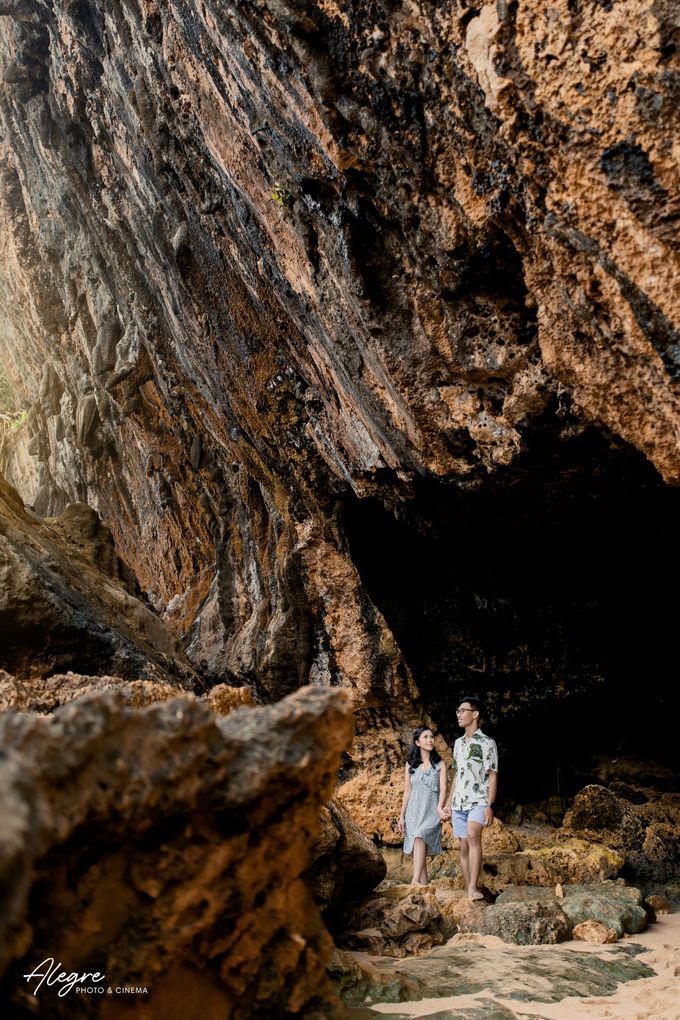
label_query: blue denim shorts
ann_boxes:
[452,804,487,837]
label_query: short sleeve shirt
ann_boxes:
[452,729,498,809]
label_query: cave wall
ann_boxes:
[0,0,678,777]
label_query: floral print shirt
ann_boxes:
[452,729,498,809]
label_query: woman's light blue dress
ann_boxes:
[403,761,443,856]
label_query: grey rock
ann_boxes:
[459,897,572,945]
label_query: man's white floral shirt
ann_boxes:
[452,729,498,809]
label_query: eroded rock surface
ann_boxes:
[0,0,677,762]
[339,886,455,958]
[0,474,198,685]
[563,784,680,891]
[311,799,387,921]
[0,685,353,1019]
[330,934,655,1009]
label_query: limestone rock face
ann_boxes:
[0,475,197,685]
[0,0,677,758]
[0,685,353,1019]
[0,7,678,983]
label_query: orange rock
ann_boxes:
[572,920,618,944]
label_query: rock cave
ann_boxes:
[0,0,678,1018]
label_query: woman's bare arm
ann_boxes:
[397,763,411,834]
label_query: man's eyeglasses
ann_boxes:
[456,707,473,714]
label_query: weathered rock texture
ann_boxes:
[0,685,353,1019]
[339,886,455,957]
[330,931,655,1008]
[563,783,680,889]
[0,0,678,875]
[0,473,197,684]
[311,799,387,921]
[0,668,255,713]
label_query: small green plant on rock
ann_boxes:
[0,363,27,435]
[271,181,293,207]
[2,408,28,433]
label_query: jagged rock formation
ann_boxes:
[0,684,353,1019]
[0,0,678,931]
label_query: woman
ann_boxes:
[397,726,448,885]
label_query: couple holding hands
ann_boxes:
[397,697,498,900]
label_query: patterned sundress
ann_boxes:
[403,761,443,857]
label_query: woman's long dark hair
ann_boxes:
[406,726,441,772]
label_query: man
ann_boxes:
[444,696,498,901]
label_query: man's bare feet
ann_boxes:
[468,888,484,901]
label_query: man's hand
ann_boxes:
[483,806,494,827]
[438,806,451,821]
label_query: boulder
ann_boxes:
[480,839,624,894]
[640,822,680,877]
[572,919,618,944]
[459,894,572,945]
[558,882,648,936]
[495,882,647,939]
[310,799,387,919]
[339,886,455,957]
[478,817,522,854]
[562,784,680,886]
[0,685,353,1019]
[563,784,645,849]
[645,894,671,914]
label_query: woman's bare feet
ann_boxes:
[468,888,484,901]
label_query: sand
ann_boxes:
[369,911,680,1020]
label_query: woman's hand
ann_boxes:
[397,816,405,834]
[437,806,451,822]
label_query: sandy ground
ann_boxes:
[370,911,680,1020]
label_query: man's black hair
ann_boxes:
[459,695,485,718]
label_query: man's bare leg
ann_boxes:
[466,821,484,899]
[459,837,471,891]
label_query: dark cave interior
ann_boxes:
[342,414,680,807]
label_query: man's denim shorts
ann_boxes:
[452,804,487,837]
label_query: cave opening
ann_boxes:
[341,415,680,807]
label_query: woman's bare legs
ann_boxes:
[412,837,429,885]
